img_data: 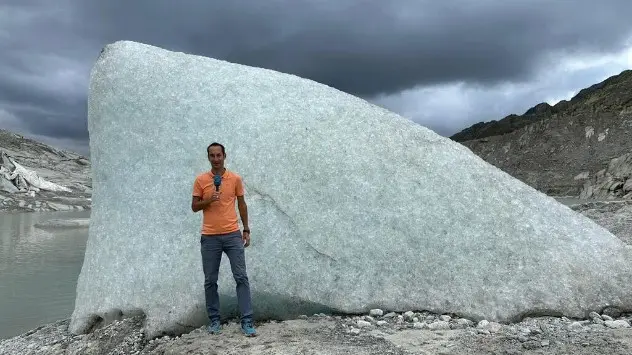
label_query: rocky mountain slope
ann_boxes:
[0,129,91,212]
[450,69,632,197]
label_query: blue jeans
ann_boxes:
[200,230,253,322]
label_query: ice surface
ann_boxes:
[10,159,71,192]
[70,41,632,338]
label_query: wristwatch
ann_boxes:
[243,229,250,233]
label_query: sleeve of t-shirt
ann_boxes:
[192,177,203,197]
[235,176,245,197]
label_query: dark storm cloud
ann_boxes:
[1,0,632,155]
[0,0,91,154]
[74,0,632,96]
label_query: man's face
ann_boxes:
[207,146,225,169]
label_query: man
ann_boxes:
[191,142,256,337]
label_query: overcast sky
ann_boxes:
[1,0,632,157]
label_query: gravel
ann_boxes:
[3,309,632,355]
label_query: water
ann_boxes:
[0,210,90,340]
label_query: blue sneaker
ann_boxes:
[206,319,221,334]
[241,319,257,337]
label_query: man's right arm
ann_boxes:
[191,177,215,212]
[191,196,214,212]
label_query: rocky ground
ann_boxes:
[452,69,632,197]
[1,198,632,354]
[0,129,91,213]
[569,199,632,245]
[2,309,632,355]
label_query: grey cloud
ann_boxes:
[377,64,631,137]
[74,0,632,96]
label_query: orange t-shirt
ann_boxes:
[192,169,245,235]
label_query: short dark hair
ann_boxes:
[207,142,225,156]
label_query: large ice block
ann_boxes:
[70,41,632,338]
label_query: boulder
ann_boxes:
[580,153,632,199]
[70,41,632,338]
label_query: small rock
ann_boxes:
[602,315,614,321]
[383,312,397,319]
[412,317,419,323]
[376,320,388,326]
[604,320,630,329]
[396,315,404,324]
[530,327,542,334]
[364,315,375,323]
[349,327,361,335]
[477,320,489,329]
[568,322,584,331]
[541,339,550,347]
[589,311,602,321]
[404,311,414,320]
[452,319,473,329]
[298,315,308,319]
[440,315,451,322]
[369,309,384,317]
[457,318,473,327]
[357,320,372,328]
[428,321,451,330]
[413,322,426,329]
[477,320,501,333]
[522,341,541,350]
[602,307,622,318]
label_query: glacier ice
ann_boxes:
[0,151,71,193]
[70,41,632,338]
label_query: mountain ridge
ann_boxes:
[452,69,632,197]
[450,69,632,142]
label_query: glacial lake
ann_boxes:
[0,210,90,340]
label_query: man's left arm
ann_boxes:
[237,195,249,230]
[237,195,250,246]
[236,176,250,246]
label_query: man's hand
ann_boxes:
[242,230,251,247]
[191,192,220,212]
